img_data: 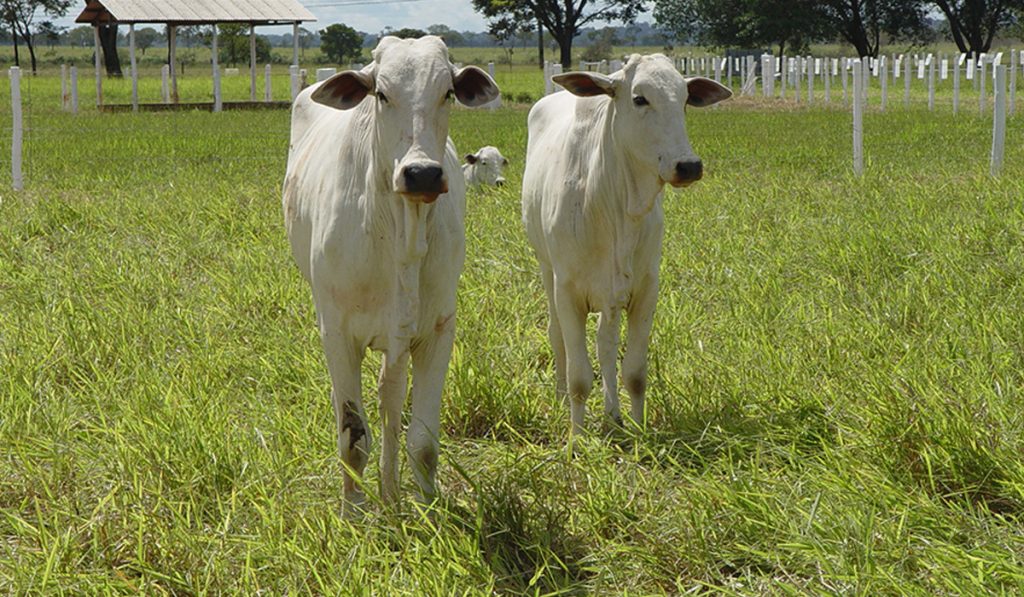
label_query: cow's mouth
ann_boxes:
[401,191,443,204]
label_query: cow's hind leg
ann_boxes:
[407,316,455,506]
[541,265,567,399]
[622,278,658,429]
[554,277,593,438]
[378,351,409,508]
[320,320,370,516]
[597,309,622,427]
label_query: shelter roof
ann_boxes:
[76,0,316,25]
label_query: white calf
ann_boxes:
[462,146,509,186]
[283,35,499,513]
[521,54,730,436]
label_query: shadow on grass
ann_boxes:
[446,470,591,595]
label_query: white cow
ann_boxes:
[283,36,499,513]
[462,146,509,186]
[521,54,731,436]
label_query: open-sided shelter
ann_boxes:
[76,0,316,110]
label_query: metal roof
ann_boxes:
[76,0,317,25]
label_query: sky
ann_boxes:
[57,0,653,36]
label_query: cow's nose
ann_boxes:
[495,178,506,187]
[675,160,703,183]
[402,164,445,194]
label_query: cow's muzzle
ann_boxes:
[669,159,703,187]
[399,163,447,202]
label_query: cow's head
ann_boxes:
[553,54,730,188]
[464,146,509,186]
[311,35,500,203]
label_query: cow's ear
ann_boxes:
[453,65,500,107]
[311,70,375,110]
[553,72,617,97]
[464,153,478,164]
[686,77,732,107]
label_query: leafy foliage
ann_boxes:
[319,23,363,64]
[217,24,271,66]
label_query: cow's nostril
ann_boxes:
[496,179,505,187]
[403,165,444,193]
[675,160,703,182]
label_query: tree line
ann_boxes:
[473,0,1024,68]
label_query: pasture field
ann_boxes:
[2,73,1024,593]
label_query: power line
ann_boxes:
[303,0,423,7]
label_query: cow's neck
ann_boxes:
[582,100,664,308]
[355,105,432,365]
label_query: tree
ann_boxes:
[64,25,92,47]
[654,0,824,56]
[389,27,427,39]
[98,24,122,75]
[135,26,161,56]
[473,0,646,68]
[35,20,62,48]
[320,23,363,63]
[427,23,465,46]
[0,0,72,73]
[216,24,272,66]
[814,0,931,57]
[931,0,1024,54]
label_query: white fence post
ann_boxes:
[928,54,935,110]
[316,67,336,82]
[979,57,987,113]
[904,55,911,106]
[212,25,222,112]
[992,65,1007,176]
[954,55,962,114]
[161,65,170,104]
[1010,49,1017,116]
[852,60,864,177]
[807,57,815,103]
[880,55,888,111]
[824,58,832,103]
[9,67,23,191]
[129,23,138,112]
[544,61,553,95]
[842,58,848,104]
[265,64,272,102]
[61,64,68,110]
[70,66,79,114]
[289,64,300,101]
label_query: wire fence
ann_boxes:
[4,51,1024,193]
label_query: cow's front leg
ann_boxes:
[554,280,593,438]
[622,276,658,429]
[407,314,455,506]
[320,320,369,517]
[597,308,622,428]
[378,350,409,508]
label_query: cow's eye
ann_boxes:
[376,91,388,103]
[633,95,649,107]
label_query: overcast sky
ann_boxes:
[58,0,652,35]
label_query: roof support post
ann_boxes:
[212,25,222,112]
[169,24,179,103]
[129,23,138,112]
[93,25,102,106]
[250,24,257,101]
[293,22,299,67]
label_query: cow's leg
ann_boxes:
[320,320,369,516]
[554,278,592,437]
[622,277,658,429]
[541,265,567,399]
[407,317,455,505]
[378,351,409,508]
[597,308,622,427]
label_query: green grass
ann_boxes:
[2,71,1024,593]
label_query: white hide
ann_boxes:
[283,35,499,513]
[521,53,731,435]
[462,145,509,186]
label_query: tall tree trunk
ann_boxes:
[558,36,572,69]
[9,19,19,66]
[98,24,122,76]
[537,14,544,69]
[22,31,36,74]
